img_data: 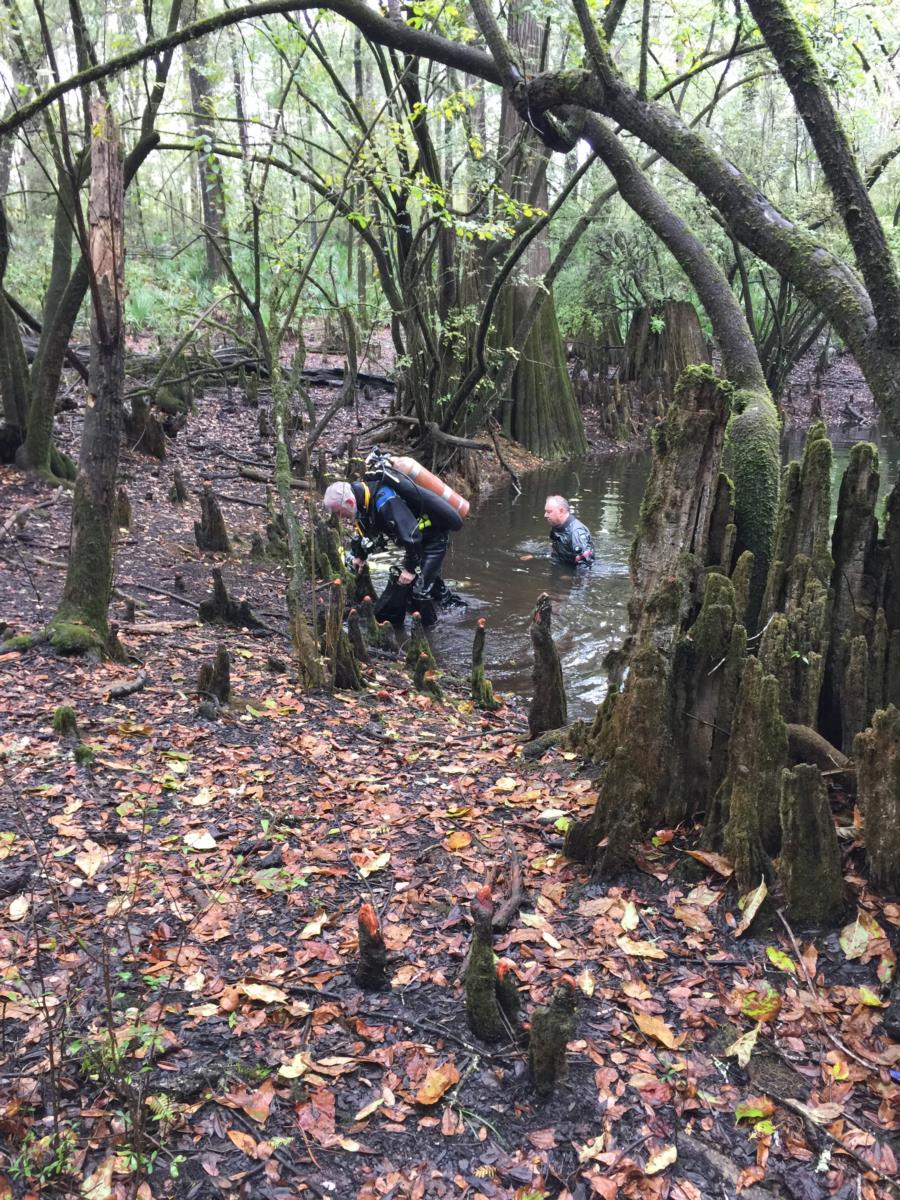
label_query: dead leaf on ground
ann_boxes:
[734,878,767,937]
[415,1062,459,1105]
[684,848,733,876]
[645,1144,677,1175]
[632,1010,685,1050]
[617,935,667,960]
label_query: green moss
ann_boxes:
[2,633,35,651]
[47,618,105,655]
[731,550,754,628]
[674,361,723,396]
[52,705,78,737]
[778,764,845,927]
[728,392,780,628]
[721,657,787,892]
[73,743,96,767]
[854,705,900,893]
[689,572,737,660]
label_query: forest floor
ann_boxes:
[0,350,898,1200]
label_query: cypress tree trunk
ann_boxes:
[565,367,732,875]
[491,0,586,460]
[0,203,28,442]
[620,300,709,420]
[49,103,124,654]
[185,14,231,279]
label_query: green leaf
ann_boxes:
[740,982,781,1022]
[858,986,882,1007]
[735,1096,774,1124]
[765,947,796,974]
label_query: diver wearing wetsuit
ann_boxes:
[544,494,595,570]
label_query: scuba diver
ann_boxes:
[323,450,466,626]
[543,494,595,571]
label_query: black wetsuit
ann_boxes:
[549,514,595,570]
[349,479,452,595]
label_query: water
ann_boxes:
[432,456,652,720]
[366,424,899,722]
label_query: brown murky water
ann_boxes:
[364,425,899,722]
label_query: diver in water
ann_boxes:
[543,494,595,571]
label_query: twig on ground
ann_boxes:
[776,908,883,1072]
[107,671,149,700]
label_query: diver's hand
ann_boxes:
[398,568,416,585]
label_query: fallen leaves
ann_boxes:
[414,1061,459,1105]
[724,1023,760,1067]
[645,1144,677,1175]
[183,828,217,851]
[684,848,733,876]
[733,877,767,937]
[632,1010,685,1050]
[616,934,667,959]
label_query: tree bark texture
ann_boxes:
[565,369,734,875]
[778,764,845,926]
[51,102,124,652]
[185,21,231,279]
[854,705,900,895]
[491,0,585,460]
[528,593,567,738]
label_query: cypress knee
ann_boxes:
[414,651,442,698]
[719,658,787,893]
[170,466,188,503]
[194,485,230,554]
[778,764,845,926]
[854,706,900,893]
[528,979,576,1097]
[464,887,505,1043]
[528,593,567,738]
[347,608,369,665]
[472,618,500,710]
[323,579,363,691]
[197,643,231,706]
[355,902,389,989]
[405,613,434,671]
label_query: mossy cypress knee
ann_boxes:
[854,705,900,894]
[405,613,433,671]
[778,764,845,926]
[464,887,505,1043]
[528,593,566,737]
[413,651,442,698]
[720,658,787,893]
[727,393,780,628]
[528,979,576,1097]
[52,705,79,738]
[472,618,499,711]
